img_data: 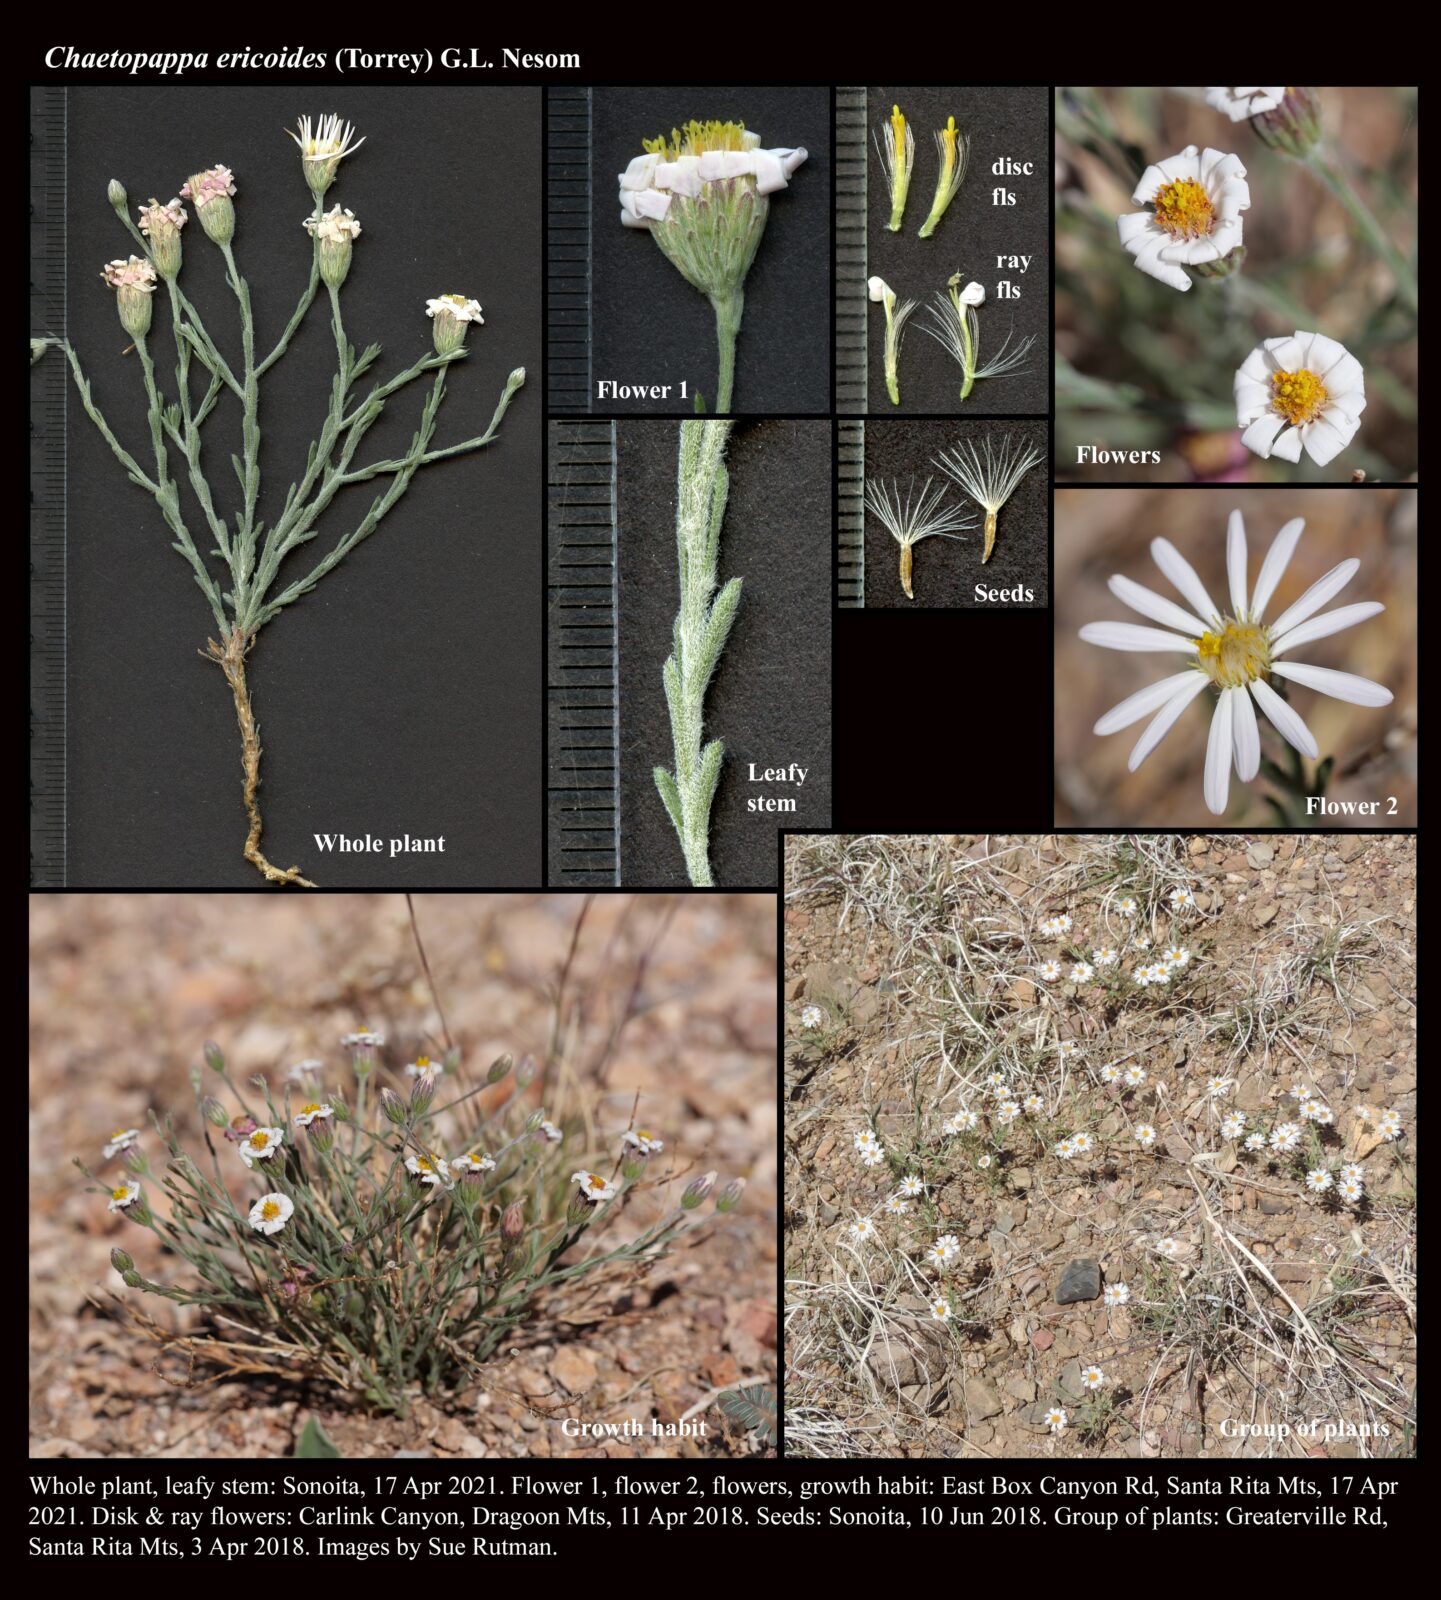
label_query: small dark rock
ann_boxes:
[1055,1259,1101,1304]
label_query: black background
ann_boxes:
[591,87,831,416]
[60,86,541,885]
[863,419,1049,609]
[865,86,1048,416]
[616,420,832,885]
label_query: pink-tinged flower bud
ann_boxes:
[288,114,366,197]
[201,1096,229,1129]
[500,1201,525,1245]
[110,1247,135,1275]
[224,1114,257,1144]
[715,1177,746,1213]
[1250,87,1323,159]
[107,179,128,212]
[514,1055,535,1089]
[568,1191,595,1225]
[305,1116,335,1153]
[180,166,237,245]
[409,1073,436,1116]
[425,294,483,356]
[304,204,361,289]
[486,1053,513,1085]
[682,1170,717,1209]
[138,196,187,279]
[101,256,156,339]
[379,1086,408,1126]
[203,1040,226,1074]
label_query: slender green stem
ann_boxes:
[710,290,743,413]
[257,200,323,375]
[219,241,260,609]
[1307,148,1418,312]
[164,280,236,586]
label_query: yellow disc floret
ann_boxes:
[642,121,749,160]
[1270,367,1328,426]
[260,1199,281,1221]
[1196,621,1271,687]
[939,116,959,176]
[1151,177,1216,239]
[891,105,907,163]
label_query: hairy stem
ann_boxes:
[219,241,260,607]
[206,627,316,887]
[1307,148,1418,313]
[710,290,743,413]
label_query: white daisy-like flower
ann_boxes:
[107,1180,141,1213]
[286,1058,325,1084]
[538,1119,564,1143]
[1069,962,1095,983]
[1054,913,1073,933]
[1093,947,1119,966]
[1379,1109,1403,1141]
[977,1154,992,1170]
[1164,946,1190,967]
[1205,87,1286,121]
[899,1174,925,1197]
[102,1128,140,1160]
[942,1114,964,1136]
[800,1004,824,1029]
[1045,1406,1069,1434]
[923,1242,951,1270]
[936,1233,962,1262]
[1124,1065,1147,1087]
[848,1217,874,1243]
[1148,962,1171,984]
[1038,915,1062,936]
[622,1127,665,1154]
[1338,1177,1364,1204]
[858,1145,886,1167]
[1055,1138,1077,1159]
[1340,1163,1365,1184]
[1039,960,1063,982]
[248,1191,294,1235]
[885,1194,910,1215]
[1243,1132,1267,1152]
[1133,935,1152,951]
[1080,1365,1105,1390]
[1169,889,1194,911]
[1134,965,1154,987]
[293,1102,333,1128]
[238,1126,285,1167]
[410,1154,455,1188]
[931,1297,953,1321]
[452,1149,496,1174]
[1220,1112,1246,1139]
[425,294,483,324]
[1080,511,1392,816]
[854,1129,878,1150]
[1071,1132,1094,1156]
[1270,1123,1301,1152]
[405,1054,445,1080]
[1235,332,1366,467]
[288,113,367,166]
[1118,897,1139,917]
[1117,144,1250,292]
[986,1071,1009,1091]
[1155,1237,1181,1258]
[1100,1064,1121,1084]
[1057,1043,1080,1064]
[1135,1124,1158,1148]
[1207,1076,1234,1098]
[997,1101,1021,1125]
[1103,1282,1130,1307]
[1300,1099,1332,1125]
[958,1109,980,1131]
[1354,1106,1374,1123]
[1023,1093,1044,1114]
[1305,1167,1333,1194]
[342,1026,385,1048]
[569,1164,614,1203]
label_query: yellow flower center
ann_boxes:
[414,1056,431,1069]
[891,105,907,162]
[1195,620,1271,688]
[416,1158,434,1172]
[249,1131,271,1150]
[1270,367,1328,426]
[111,1186,130,1202]
[261,1200,281,1221]
[940,116,959,174]
[636,1129,652,1141]
[110,1129,129,1141]
[588,1175,606,1190]
[643,120,749,160]
[300,1104,322,1116]
[1151,177,1215,239]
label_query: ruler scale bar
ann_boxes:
[838,420,865,608]
[546,88,592,415]
[547,420,619,885]
[835,87,868,418]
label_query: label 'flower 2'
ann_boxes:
[1080,509,1392,815]
[1234,332,1366,467]
[1118,145,1250,291]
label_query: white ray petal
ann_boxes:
[1094,670,1207,735]
[1231,681,1260,780]
[1149,538,1220,625]
[1270,602,1384,657]
[1204,691,1235,815]
[1108,575,1208,637]
[1226,510,1248,618]
[1249,518,1304,622]
[1079,622,1199,653]
[1267,559,1359,637]
[1127,673,1210,772]
[1249,678,1318,759]
[1271,661,1394,707]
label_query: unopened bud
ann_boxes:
[379,1086,408,1126]
[620,1153,648,1182]
[524,1108,546,1133]
[225,1114,257,1143]
[203,1040,226,1074]
[122,1270,143,1289]
[201,1096,229,1129]
[110,1248,135,1275]
[715,1177,746,1213]
[1251,86,1323,160]
[514,1055,535,1089]
[443,1048,463,1076]
[486,1053,513,1085]
[501,1201,525,1245]
[509,367,526,388]
[568,1191,593,1225]
[306,1118,335,1153]
[107,179,128,211]
[409,1074,435,1116]
[682,1171,717,1209]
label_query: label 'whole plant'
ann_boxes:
[51,115,526,885]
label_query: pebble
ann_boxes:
[1056,1259,1102,1304]
[964,1377,1003,1421]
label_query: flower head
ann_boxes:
[1117,897,1139,917]
[997,1100,1021,1125]
[1080,510,1392,816]
[848,1217,875,1244]
[238,1127,284,1167]
[287,1059,324,1084]
[1236,333,1366,467]
[1135,1124,1157,1148]
[885,1194,910,1215]
[1044,1406,1068,1434]
[426,294,484,356]
[858,1145,886,1167]
[1220,1112,1246,1139]
[137,197,186,278]
[305,204,362,288]
[180,166,236,244]
[1039,960,1063,983]
[1337,1176,1364,1204]
[1379,1109,1403,1141]
[1081,1365,1105,1390]
[1205,87,1286,121]
[1023,1093,1044,1114]
[1059,1041,1082,1060]
[935,1234,961,1262]
[1103,1282,1130,1307]
[408,1154,453,1187]
[1070,962,1094,983]
[899,1174,925,1197]
[1305,1167,1333,1194]
[1118,145,1250,292]
[1093,946,1119,966]
[248,1192,294,1235]
[930,1297,952,1321]
[102,1127,140,1160]
[101,255,158,338]
[1300,1098,1333,1125]
[1169,889,1194,911]
[342,1026,385,1049]
[1340,1163,1365,1184]
[107,1180,141,1213]
[1155,1237,1181,1259]
[621,1127,665,1155]
[288,114,366,194]
[1164,946,1190,967]
[293,1102,333,1128]
[923,1241,950,1268]
[1270,1123,1301,1152]
[537,1119,564,1144]
[1070,1132,1093,1155]
[977,1154,992,1170]
[1207,1076,1234,1098]
[1244,1132,1267,1152]
[1124,1065,1147,1087]
[800,1004,824,1029]
[1055,1137,1077,1159]
[452,1149,496,1176]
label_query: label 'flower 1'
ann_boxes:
[1118,145,1250,291]
[248,1192,294,1235]
[1080,509,1392,815]
[1235,332,1366,467]
[426,295,484,357]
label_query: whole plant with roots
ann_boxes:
[83,1034,744,1415]
[47,115,526,885]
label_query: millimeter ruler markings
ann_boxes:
[838,420,865,607]
[546,421,619,885]
[546,87,591,414]
[836,86,868,416]
[30,86,67,887]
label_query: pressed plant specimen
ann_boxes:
[863,475,975,600]
[618,120,807,412]
[922,274,1035,403]
[53,116,526,885]
[875,104,915,233]
[654,419,742,885]
[933,431,1042,564]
